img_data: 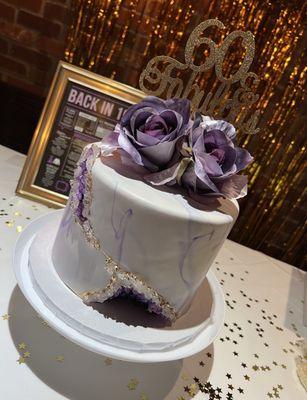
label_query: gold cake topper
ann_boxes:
[139,19,260,135]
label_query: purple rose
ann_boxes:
[146,114,253,199]
[180,115,253,198]
[104,96,192,171]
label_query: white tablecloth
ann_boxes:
[0,144,306,400]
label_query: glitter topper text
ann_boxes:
[139,19,260,135]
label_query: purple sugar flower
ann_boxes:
[146,114,253,199]
[181,115,253,198]
[103,96,192,171]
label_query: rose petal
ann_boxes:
[194,153,220,191]
[139,136,181,166]
[159,110,183,138]
[235,147,253,171]
[164,98,191,125]
[204,129,233,148]
[144,162,182,185]
[100,131,119,156]
[214,174,248,199]
[144,114,168,135]
[200,116,236,140]
[220,145,237,173]
[136,129,161,146]
[195,152,223,177]
[189,126,204,148]
[118,130,145,166]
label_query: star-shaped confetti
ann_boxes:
[104,357,112,366]
[244,375,250,381]
[238,387,244,394]
[253,365,259,371]
[181,373,189,381]
[267,393,273,398]
[228,384,234,390]
[127,378,139,391]
[187,383,197,396]
[23,351,31,358]
[206,352,212,358]
[226,373,232,379]
[199,360,205,367]
[55,355,64,362]
[2,313,10,320]
[241,363,247,368]
[16,225,23,233]
[17,356,25,364]
[18,342,27,350]
[140,394,148,400]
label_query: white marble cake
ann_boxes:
[52,142,239,321]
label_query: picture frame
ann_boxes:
[16,61,145,208]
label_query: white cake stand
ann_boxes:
[13,210,225,363]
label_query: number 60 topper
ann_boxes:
[139,19,260,135]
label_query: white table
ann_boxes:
[0,144,306,400]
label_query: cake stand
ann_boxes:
[13,210,225,363]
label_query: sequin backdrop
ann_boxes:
[65,0,306,269]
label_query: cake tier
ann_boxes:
[52,143,239,320]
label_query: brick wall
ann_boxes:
[0,0,71,98]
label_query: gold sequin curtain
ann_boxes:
[65,0,306,269]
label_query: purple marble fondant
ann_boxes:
[110,183,133,263]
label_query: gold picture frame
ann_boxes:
[16,61,145,208]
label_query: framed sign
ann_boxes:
[16,61,145,208]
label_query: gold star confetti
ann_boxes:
[55,355,64,362]
[252,365,259,371]
[14,211,22,216]
[181,373,189,381]
[267,393,273,398]
[5,220,14,227]
[2,313,10,320]
[17,356,25,364]
[244,375,250,381]
[41,319,49,327]
[16,225,23,233]
[140,395,148,400]
[18,342,27,349]
[187,383,198,396]
[127,378,139,391]
[23,351,31,358]
[104,357,112,366]
[277,385,283,390]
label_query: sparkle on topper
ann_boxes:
[139,19,260,135]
